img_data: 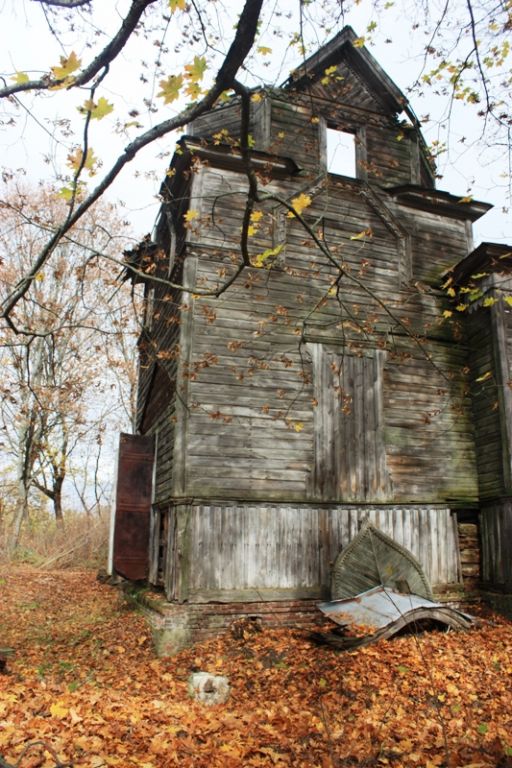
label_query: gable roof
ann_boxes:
[283,26,411,119]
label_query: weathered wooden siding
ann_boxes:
[303,58,390,115]
[132,30,492,610]
[264,99,322,175]
[480,500,512,590]
[162,503,460,602]
[267,95,418,185]
[308,344,390,501]
[188,100,243,141]
[167,161,478,506]
[466,308,505,498]
[384,338,477,502]
[396,207,471,285]
[187,98,271,151]
[364,125,417,186]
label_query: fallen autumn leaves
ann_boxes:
[1,567,512,768]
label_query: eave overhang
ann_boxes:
[161,136,301,198]
[387,184,492,222]
[447,241,512,288]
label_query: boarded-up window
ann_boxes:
[308,344,390,501]
[112,433,155,580]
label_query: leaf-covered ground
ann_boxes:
[1,567,512,768]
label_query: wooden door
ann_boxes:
[113,433,155,580]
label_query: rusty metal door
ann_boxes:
[113,432,155,580]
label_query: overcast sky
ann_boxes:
[1,0,510,246]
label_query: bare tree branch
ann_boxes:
[32,0,92,6]
[0,0,264,328]
[0,0,158,98]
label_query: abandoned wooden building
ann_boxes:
[112,27,512,652]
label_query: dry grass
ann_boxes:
[0,507,110,570]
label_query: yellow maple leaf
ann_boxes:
[157,74,183,104]
[79,96,114,120]
[257,46,272,55]
[286,193,312,218]
[11,71,29,85]
[503,296,512,306]
[251,244,284,268]
[247,224,257,237]
[442,309,453,318]
[350,227,373,240]
[251,92,263,103]
[50,701,69,719]
[184,209,199,225]
[293,422,304,432]
[67,147,98,176]
[169,0,186,10]
[250,210,263,223]
[321,64,338,84]
[185,81,202,100]
[58,182,86,201]
[48,76,76,91]
[184,55,207,82]
[51,51,81,80]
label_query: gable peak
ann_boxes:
[283,26,409,118]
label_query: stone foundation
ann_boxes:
[139,595,323,656]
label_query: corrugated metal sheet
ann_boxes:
[316,586,473,648]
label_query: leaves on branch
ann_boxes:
[286,193,312,218]
[157,73,184,104]
[10,71,29,85]
[184,55,207,83]
[58,182,86,201]
[78,97,114,120]
[251,244,284,268]
[50,51,81,80]
[66,147,99,176]
[183,208,199,226]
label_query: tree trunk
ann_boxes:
[53,475,64,525]
[8,478,30,553]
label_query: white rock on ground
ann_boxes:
[188,672,230,705]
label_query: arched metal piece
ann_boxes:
[331,521,433,601]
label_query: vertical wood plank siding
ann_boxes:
[165,504,460,601]
[480,501,512,590]
[467,309,506,498]
[308,344,390,500]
